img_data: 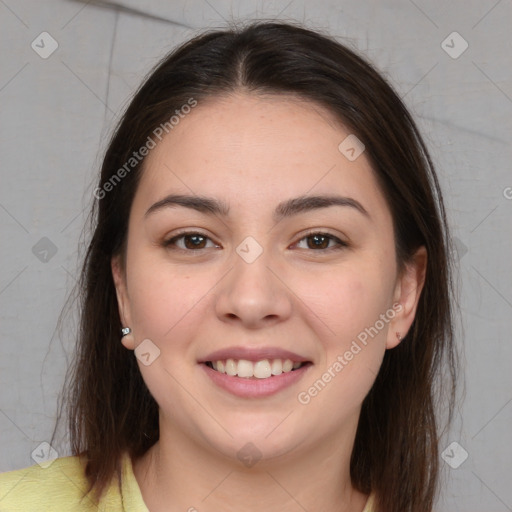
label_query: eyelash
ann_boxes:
[162,230,348,254]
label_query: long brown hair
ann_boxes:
[59,21,457,511]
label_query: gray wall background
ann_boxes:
[1,0,511,510]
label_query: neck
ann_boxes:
[133,421,368,512]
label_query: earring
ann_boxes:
[120,326,135,350]
[396,332,402,341]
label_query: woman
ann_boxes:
[0,21,457,512]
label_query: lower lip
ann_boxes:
[200,363,312,398]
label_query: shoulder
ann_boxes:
[362,492,377,512]
[0,455,110,512]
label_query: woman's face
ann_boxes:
[113,93,424,465]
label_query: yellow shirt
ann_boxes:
[0,454,376,511]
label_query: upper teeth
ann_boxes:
[211,359,302,378]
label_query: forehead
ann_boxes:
[134,93,390,222]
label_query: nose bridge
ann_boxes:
[214,237,292,327]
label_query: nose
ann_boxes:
[214,249,293,329]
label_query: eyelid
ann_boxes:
[162,229,348,253]
[163,230,220,250]
[292,230,348,251]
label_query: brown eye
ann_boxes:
[294,232,347,251]
[164,232,218,251]
[182,234,207,249]
[306,234,330,249]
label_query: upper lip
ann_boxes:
[198,347,310,363]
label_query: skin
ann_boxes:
[112,93,426,512]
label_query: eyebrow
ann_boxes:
[145,193,370,221]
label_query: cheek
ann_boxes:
[125,247,209,342]
[297,263,395,346]
[294,271,391,419]
[124,252,215,416]
[293,259,395,403]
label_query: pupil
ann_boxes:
[309,235,328,249]
[185,235,206,249]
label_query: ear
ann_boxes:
[387,246,427,349]
[111,254,135,350]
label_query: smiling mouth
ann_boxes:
[203,358,312,379]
